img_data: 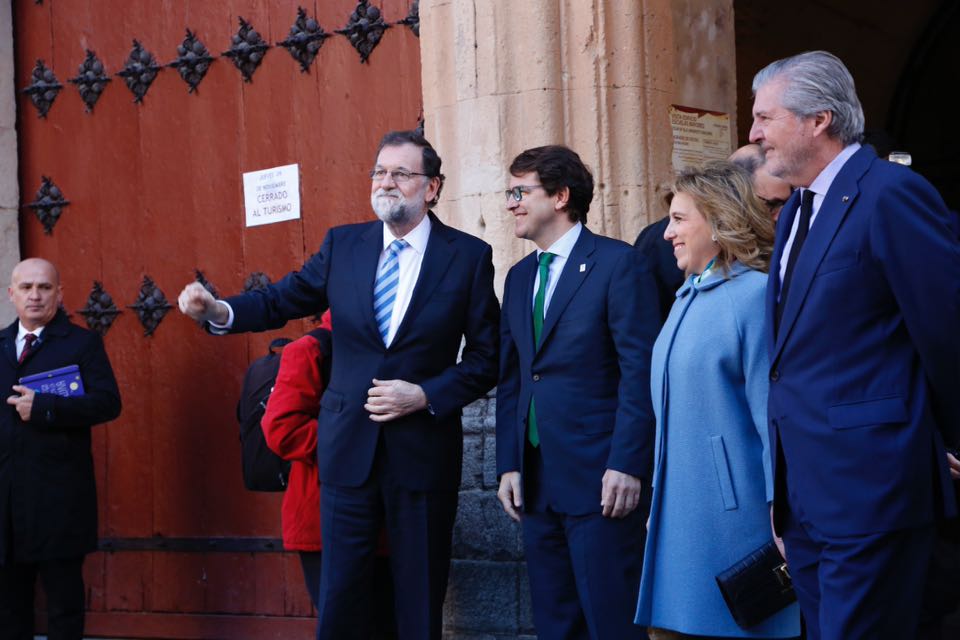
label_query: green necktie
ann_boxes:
[528,252,555,447]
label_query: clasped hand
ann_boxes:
[364,379,427,422]
[6,385,35,421]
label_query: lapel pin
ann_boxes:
[579,263,586,272]
[842,196,849,202]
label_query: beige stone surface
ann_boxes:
[0,209,18,325]
[422,0,734,293]
[671,0,739,151]
[0,0,13,131]
[0,0,19,325]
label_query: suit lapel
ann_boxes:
[773,147,873,360]
[355,221,386,344]
[537,228,596,351]
[391,213,456,347]
[511,252,538,356]
[766,191,801,357]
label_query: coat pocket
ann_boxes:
[710,435,738,510]
[828,396,907,430]
[319,389,344,413]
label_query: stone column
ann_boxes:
[420,0,678,296]
[0,0,19,324]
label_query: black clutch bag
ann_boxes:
[715,541,796,628]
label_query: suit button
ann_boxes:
[770,370,780,382]
[532,374,540,382]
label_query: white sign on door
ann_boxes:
[243,163,301,227]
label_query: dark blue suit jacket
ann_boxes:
[496,227,659,515]
[766,146,960,537]
[0,311,121,563]
[226,213,499,492]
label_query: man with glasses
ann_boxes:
[177,130,499,640]
[496,145,658,639]
[729,143,794,221]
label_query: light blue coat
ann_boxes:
[635,262,800,637]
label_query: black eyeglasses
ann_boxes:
[369,168,430,183]
[505,185,544,202]
[759,196,788,211]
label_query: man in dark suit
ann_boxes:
[1,258,122,640]
[635,144,793,326]
[750,51,960,639]
[496,145,659,639]
[178,130,499,640]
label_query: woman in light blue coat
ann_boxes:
[635,162,800,639]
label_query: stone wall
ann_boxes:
[0,0,19,325]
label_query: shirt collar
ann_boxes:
[17,322,45,342]
[807,142,861,198]
[536,222,583,261]
[383,212,432,255]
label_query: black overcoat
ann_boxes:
[0,311,121,563]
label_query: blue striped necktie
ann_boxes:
[374,238,408,345]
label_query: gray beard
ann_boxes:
[371,189,420,226]
[373,199,415,225]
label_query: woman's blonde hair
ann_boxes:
[672,161,775,273]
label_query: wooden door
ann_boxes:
[14,1,422,637]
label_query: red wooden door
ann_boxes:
[14,1,422,637]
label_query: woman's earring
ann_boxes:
[711,234,717,242]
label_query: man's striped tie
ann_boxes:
[374,239,408,345]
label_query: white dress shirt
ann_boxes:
[533,223,583,315]
[378,214,431,347]
[778,143,861,288]
[16,323,45,360]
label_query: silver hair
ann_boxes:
[752,51,864,146]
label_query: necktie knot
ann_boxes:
[19,333,37,364]
[388,239,408,257]
[538,252,555,269]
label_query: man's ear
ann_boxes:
[554,186,570,212]
[811,110,833,138]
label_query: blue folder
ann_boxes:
[19,364,85,397]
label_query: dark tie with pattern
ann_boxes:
[19,333,37,364]
[527,252,555,448]
[776,189,816,331]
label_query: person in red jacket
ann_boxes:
[261,312,395,637]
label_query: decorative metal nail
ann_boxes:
[22,60,62,118]
[243,271,272,292]
[194,269,220,299]
[223,17,269,82]
[396,1,420,37]
[278,7,331,73]
[170,29,215,93]
[117,40,161,103]
[128,276,172,336]
[68,50,111,112]
[78,281,122,336]
[25,176,70,234]
[337,1,390,64]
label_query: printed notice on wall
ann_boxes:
[243,164,300,227]
[669,105,732,172]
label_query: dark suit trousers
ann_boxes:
[521,444,649,640]
[0,555,85,640]
[782,490,933,640]
[316,437,457,640]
